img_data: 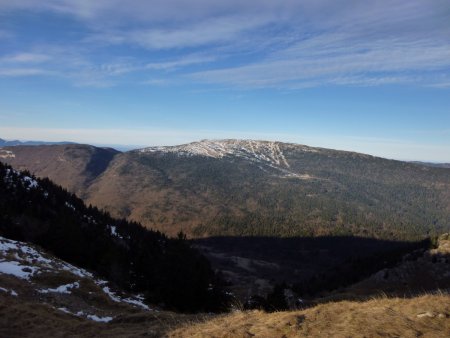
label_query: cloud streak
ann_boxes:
[0,0,449,88]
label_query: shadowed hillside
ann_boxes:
[194,236,432,301]
[0,144,119,198]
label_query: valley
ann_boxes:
[1,139,449,336]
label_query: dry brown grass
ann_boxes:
[170,294,450,338]
[1,272,449,337]
[0,294,202,338]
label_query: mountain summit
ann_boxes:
[139,139,303,168]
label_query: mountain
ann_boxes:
[0,138,75,147]
[2,139,450,239]
[411,161,450,169]
[0,144,120,197]
[0,162,228,312]
[0,159,448,337]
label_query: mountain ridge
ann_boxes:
[0,138,75,147]
[2,139,450,239]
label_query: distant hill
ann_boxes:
[411,161,450,169]
[0,138,75,147]
[2,139,450,239]
[0,144,120,197]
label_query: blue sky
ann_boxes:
[0,0,449,161]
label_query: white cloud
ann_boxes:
[85,14,273,50]
[0,53,51,63]
[0,68,52,77]
[1,0,449,88]
[190,36,450,88]
[145,54,216,70]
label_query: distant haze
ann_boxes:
[0,130,449,163]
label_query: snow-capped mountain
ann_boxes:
[139,139,318,169]
[140,139,292,167]
[2,140,450,239]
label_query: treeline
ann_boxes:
[0,162,229,312]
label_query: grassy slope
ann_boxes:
[170,294,449,338]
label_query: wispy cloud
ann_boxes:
[1,0,449,88]
[145,54,216,71]
[190,36,450,88]
[0,68,53,77]
[0,53,51,63]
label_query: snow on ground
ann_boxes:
[139,139,316,180]
[108,225,124,239]
[57,308,114,323]
[140,140,291,168]
[120,295,150,310]
[0,261,38,280]
[23,176,39,189]
[38,282,80,294]
[0,236,151,311]
[0,286,18,296]
[86,314,113,322]
[100,284,149,310]
[0,149,15,158]
[0,236,93,280]
[65,202,76,211]
[101,285,122,302]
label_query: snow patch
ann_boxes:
[139,140,318,180]
[23,176,38,189]
[100,284,150,310]
[58,308,113,323]
[0,236,93,281]
[87,314,113,323]
[140,140,291,168]
[1,236,150,311]
[0,150,15,158]
[0,286,18,296]
[39,281,80,294]
[0,260,38,280]
[108,225,124,239]
[65,202,76,211]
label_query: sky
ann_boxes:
[0,0,449,161]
